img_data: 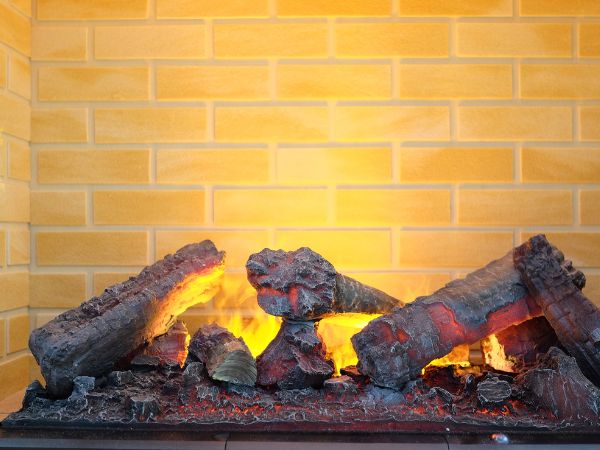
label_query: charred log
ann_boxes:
[246,247,402,321]
[188,323,256,386]
[352,235,581,389]
[481,317,559,373]
[29,240,225,398]
[514,234,600,384]
[256,320,334,390]
[136,321,190,368]
[476,377,512,408]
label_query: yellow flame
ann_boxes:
[481,334,517,373]
[168,265,225,318]
[217,309,281,357]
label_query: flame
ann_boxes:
[167,265,225,318]
[481,334,517,373]
[426,344,471,368]
[217,309,281,357]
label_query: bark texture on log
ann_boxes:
[29,240,225,398]
[246,247,402,320]
[188,323,257,386]
[256,320,334,389]
[514,234,600,384]
[352,235,580,389]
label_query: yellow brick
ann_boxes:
[31,109,87,143]
[278,64,391,99]
[398,64,512,99]
[8,55,29,99]
[581,107,600,141]
[8,314,28,354]
[457,23,571,57]
[95,25,204,60]
[37,231,148,266]
[278,0,390,16]
[584,274,600,307]
[8,141,30,182]
[334,106,449,141]
[93,272,137,296]
[157,66,269,101]
[10,0,31,16]
[521,232,600,268]
[399,147,513,183]
[0,230,5,267]
[459,190,573,226]
[398,231,514,268]
[157,0,268,17]
[277,147,392,184]
[521,64,600,99]
[39,67,150,102]
[0,139,5,176]
[0,356,30,399]
[214,189,327,226]
[156,230,269,268]
[30,273,86,308]
[0,49,5,87]
[0,272,28,311]
[38,149,150,185]
[276,230,392,269]
[521,0,600,15]
[458,106,572,141]
[399,0,512,16]
[31,191,86,226]
[336,189,451,226]
[9,229,29,265]
[215,106,328,142]
[335,23,448,57]
[32,27,87,61]
[522,147,600,183]
[347,272,451,302]
[0,319,4,356]
[214,23,327,58]
[0,94,30,141]
[581,191,600,225]
[38,0,148,20]
[0,183,29,223]
[96,108,205,144]
[580,24,600,57]
[156,148,269,184]
[93,190,204,225]
[0,2,30,55]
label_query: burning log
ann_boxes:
[188,323,257,386]
[352,235,583,389]
[257,320,334,390]
[514,234,600,384]
[134,321,190,368]
[246,247,402,321]
[481,317,558,373]
[29,241,225,398]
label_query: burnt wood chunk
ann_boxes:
[257,320,334,389]
[188,323,257,386]
[29,241,225,398]
[481,317,559,373]
[352,235,580,389]
[246,247,402,320]
[516,347,600,421]
[137,321,190,368]
[514,234,600,384]
[476,377,512,407]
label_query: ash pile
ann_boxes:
[4,235,600,432]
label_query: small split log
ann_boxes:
[246,247,402,321]
[514,234,600,384]
[257,320,334,390]
[481,317,559,373]
[188,323,257,386]
[352,235,583,389]
[134,321,190,368]
[29,241,225,398]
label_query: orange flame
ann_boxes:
[481,334,516,372]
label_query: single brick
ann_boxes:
[0,272,29,312]
[580,24,600,57]
[0,356,30,400]
[30,191,86,226]
[0,49,5,87]
[522,147,600,183]
[9,55,30,99]
[0,231,5,267]
[278,0,390,16]
[520,0,600,16]
[8,314,29,353]
[32,27,87,61]
[399,0,512,16]
[0,319,4,356]
[0,94,30,141]
[38,0,148,20]
[36,231,148,266]
[581,107,600,141]
[30,273,87,308]
[9,229,29,265]
[0,183,29,223]
[335,189,451,226]
[31,109,87,143]
[0,2,30,55]
[157,0,268,18]
[8,140,30,182]
[581,191,600,225]
[93,190,204,225]
[521,64,600,99]
[459,189,573,226]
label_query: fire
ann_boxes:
[481,334,516,373]
[166,265,225,318]
[217,309,281,357]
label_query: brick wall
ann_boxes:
[1,0,598,399]
[0,0,31,400]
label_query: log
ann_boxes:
[188,323,257,386]
[29,240,225,398]
[246,247,402,321]
[514,234,600,384]
[133,320,190,368]
[352,235,583,389]
[481,316,558,373]
[256,319,334,389]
